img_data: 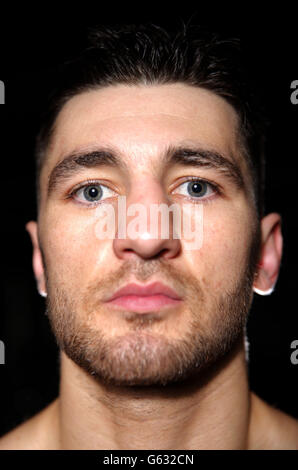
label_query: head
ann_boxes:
[26,23,282,387]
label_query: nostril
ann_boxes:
[152,249,168,259]
[113,228,181,260]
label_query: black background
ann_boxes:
[0,6,297,437]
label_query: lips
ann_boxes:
[105,282,182,313]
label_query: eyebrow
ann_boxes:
[164,146,244,188]
[48,149,125,194]
[47,145,244,195]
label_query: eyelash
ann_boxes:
[66,179,116,207]
[66,177,221,207]
[172,176,220,204]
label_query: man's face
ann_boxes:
[36,83,260,386]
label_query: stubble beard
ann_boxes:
[43,227,260,388]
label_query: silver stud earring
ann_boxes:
[37,284,47,298]
[253,285,275,296]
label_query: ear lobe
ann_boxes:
[25,221,47,297]
[253,213,283,294]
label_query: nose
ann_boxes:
[113,182,181,260]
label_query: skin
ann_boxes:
[0,83,297,449]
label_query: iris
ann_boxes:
[187,181,207,197]
[83,185,103,201]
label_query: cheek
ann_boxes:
[41,210,112,286]
[186,206,253,290]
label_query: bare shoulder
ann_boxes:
[0,399,59,450]
[250,392,298,450]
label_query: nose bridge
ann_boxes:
[113,175,181,259]
[131,176,164,203]
[127,177,174,236]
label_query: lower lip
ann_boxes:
[106,294,182,313]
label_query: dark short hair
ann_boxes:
[34,23,268,218]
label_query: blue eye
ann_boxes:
[174,179,216,200]
[82,185,103,201]
[186,181,208,197]
[73,183,115,204]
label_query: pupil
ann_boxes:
[187,181,206,197]
[89,187,98,197]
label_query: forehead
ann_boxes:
[45,83,243,171]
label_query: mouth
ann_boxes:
[105,282,183,313]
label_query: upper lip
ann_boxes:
[106,282,182,301]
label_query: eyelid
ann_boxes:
[67,179,117,205]
[172,177,221,201]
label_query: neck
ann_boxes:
[54,338,254,449]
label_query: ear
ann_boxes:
[25,221,47,297]
[253,212,283,293]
